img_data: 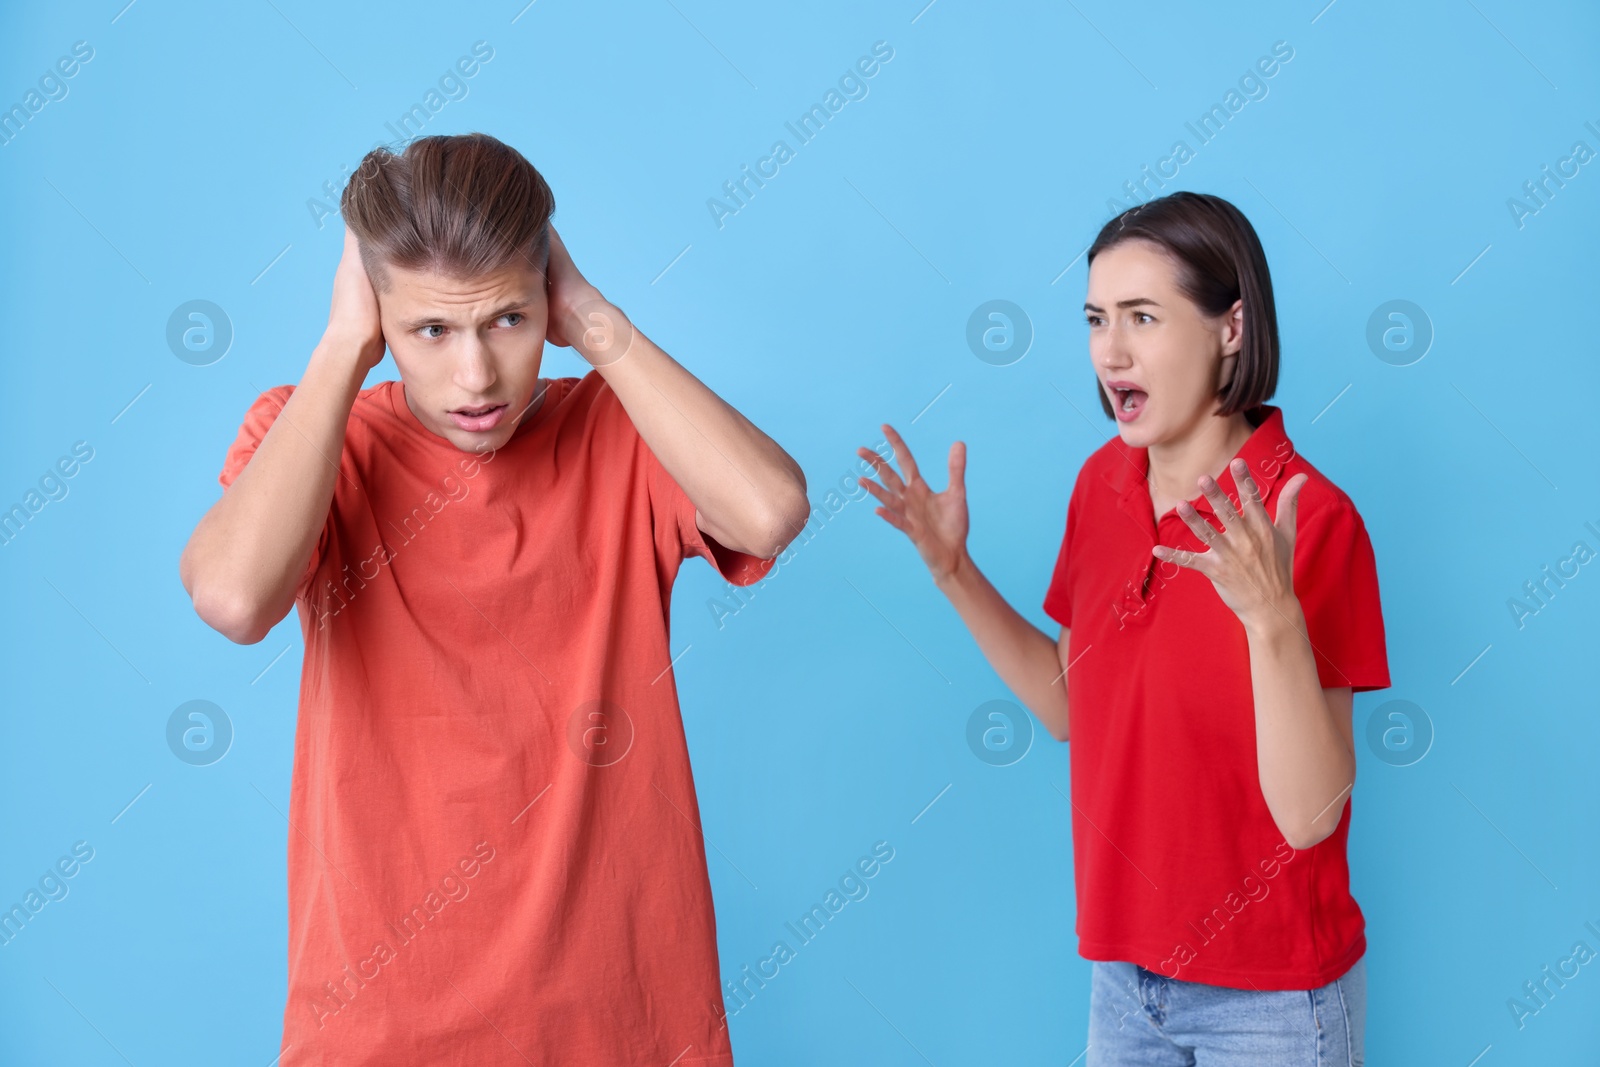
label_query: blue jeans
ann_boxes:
[1086,957,1365,1066]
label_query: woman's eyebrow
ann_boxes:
[1082,297,1163,312]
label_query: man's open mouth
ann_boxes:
[449,403,509,432]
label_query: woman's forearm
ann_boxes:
[936,550,1071,741]
[1246,600,1356,849]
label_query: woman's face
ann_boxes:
[1083,238,1243,449]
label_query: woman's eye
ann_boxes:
[1135,312,1154,324]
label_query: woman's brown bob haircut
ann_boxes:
[1086,191,1279,421]
[339,132,556,293]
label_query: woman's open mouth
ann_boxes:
[450,404,507,432]
[1109,383,1148,422]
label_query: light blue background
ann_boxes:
[3,1,1598,1063]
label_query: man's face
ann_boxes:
[378,261,550,453]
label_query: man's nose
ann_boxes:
[455,342,498,392]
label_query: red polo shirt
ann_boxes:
[1042,404,1390,990]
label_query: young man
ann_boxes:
[179,132,809,1065]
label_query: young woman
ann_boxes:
[857,192,1389,1065]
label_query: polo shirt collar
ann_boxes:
[1100,404,1290,521]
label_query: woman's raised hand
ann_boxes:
[857,424,969,584]
[1154,459,1310,633]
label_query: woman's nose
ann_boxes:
[1096,339,1131,370]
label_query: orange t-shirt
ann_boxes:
[218,372,774,1066]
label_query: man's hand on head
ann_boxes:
[326,226,388,373]
[543,226,633,367]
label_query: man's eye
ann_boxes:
[496,312,524,328]
[421,325,445,339]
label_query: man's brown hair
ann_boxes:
[339,132,556,293]
[1086,192,1280,421]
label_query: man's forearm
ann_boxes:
[572,302,808,558]
[180,338,367,642]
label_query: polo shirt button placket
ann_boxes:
[1156,507,1206,595]
[1112,525,1151,623]
[1131,541,1161,618]
[1116,580,1146,627]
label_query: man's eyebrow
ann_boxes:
[397,300,533,332]
[1082,298,1163,313]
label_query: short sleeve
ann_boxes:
[585,376,776,588]
[218,385,329,602]
[645,451,776,587]
[1293,500,1390,692]
[1042,477,1079,628]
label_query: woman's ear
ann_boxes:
[1220,297,1245,357]
[1213,298,1245,392]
